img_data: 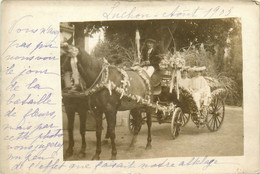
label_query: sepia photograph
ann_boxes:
[2,1,259,173]
[60,18,243,161]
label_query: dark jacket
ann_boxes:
[141,46,162,70]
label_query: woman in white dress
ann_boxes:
[179,67,191,91]
[189,66,211,111]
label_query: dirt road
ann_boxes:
[63,106,243,160]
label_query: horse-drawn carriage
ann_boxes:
[128,53,226,139]
[61,42,226,160]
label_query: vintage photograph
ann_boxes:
[60,18,243,161]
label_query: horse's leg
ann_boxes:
[105,115,117,139]
[105,109,117,160]
[105,117,110,139]
[78,110,87,158]
[101,116,110,146]
[145,108,152,150]
[92,111,103,160]
[129,108,142,148]
[65,109,75,158]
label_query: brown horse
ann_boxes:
[61,42,115,159]
[61,43,153,160]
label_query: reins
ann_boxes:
[88,62,109,90]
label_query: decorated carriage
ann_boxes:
[61,21,229,160]
[128,52,226,139]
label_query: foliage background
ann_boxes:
[73,18,243,106]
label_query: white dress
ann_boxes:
[190,76,211,110]
[179,77,191,91]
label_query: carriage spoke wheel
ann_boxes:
[128,112,142,134]
[206,97,225,132]
[171,107,182,139]
[180,113,190,127]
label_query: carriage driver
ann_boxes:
[140,38,163,90]
[140,39,162,70]
[189,66,211,111]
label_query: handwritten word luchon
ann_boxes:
[102,2,233,20]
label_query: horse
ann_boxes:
[61,45,113,159]
[61,43,153,160]
[62,97,88,158]
[60,44,89,159]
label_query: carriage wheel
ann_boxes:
[180,113,190,127]
[206,97,225,132]
[128,112,142,134]
[171,107,182,139]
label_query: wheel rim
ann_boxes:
[206,98,225,132]
[128,113,135,134]
[171,108,182,139]
[180,113,190,127]
[128,112,142,134]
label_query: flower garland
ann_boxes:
[83,63,175,114]
[64,45,176,114]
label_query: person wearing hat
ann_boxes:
[189,66,211,111]
[141,39,162,71]
[140,38,163,90]
[179,66,191,91]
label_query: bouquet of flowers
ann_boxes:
[159,52,186,71]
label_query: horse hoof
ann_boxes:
[110,156,117,160]
[78,152,86,158]
[92,155,100,160]
[145,144,152,150]
[64,150,73,159]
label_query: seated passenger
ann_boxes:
[189,66,211,111]
[179,67,191,91]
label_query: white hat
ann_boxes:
[190,66,206,72]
